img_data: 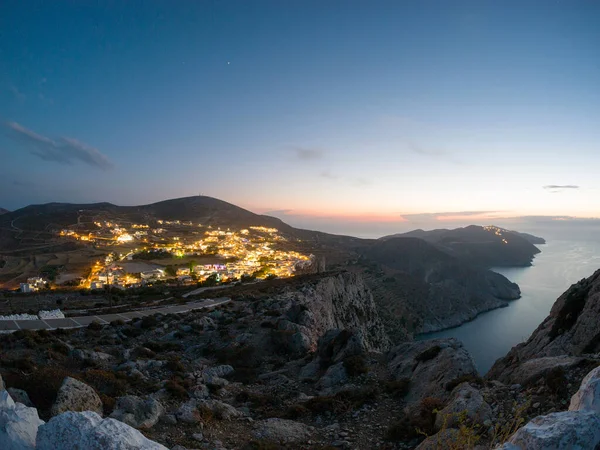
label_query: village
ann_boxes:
[19,221,314,292]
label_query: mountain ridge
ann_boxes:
[381,224,543,267]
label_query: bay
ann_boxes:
[417,239,600,374]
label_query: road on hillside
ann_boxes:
[0,297,230,332]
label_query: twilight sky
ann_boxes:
[1,0,599,236]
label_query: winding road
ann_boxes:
[0,297,230,332]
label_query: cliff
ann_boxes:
[360,237,521,334]
[488,268,600,382]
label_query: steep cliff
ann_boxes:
[257,271,391,354]
[488,269,600,382]
[361,237,521,334]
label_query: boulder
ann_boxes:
[315,362,348,391]
[51,377,103,417]
[202,365,234,384]
[6,390,33,408]
[569,366,600,413]
[253,418,313,444]
[0,374,4,391]
[388,338,478,403]
[197,400,242,420]
[109,395,164,429]
[0,390,45,450]
[36,411,168,449]
[434,382,491,430]
[498,411,600,450]
[175,400,201,424]
[494,356,584,386]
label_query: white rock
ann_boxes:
[38,309,65,319]
[0,314,38,321]
[0,390,45,450]
[176,400,201,424]
[51,377,103,417]
[109,395,164,429]
[37,411,168,450]
[569,366,600,413]
[253,418,313,443]
[500,411,600,450]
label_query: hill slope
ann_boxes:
[382,225,542,267]
[358,237,521,334]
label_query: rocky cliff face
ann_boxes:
[257,271,391,354]
[488,269,600,382]
[361,237,521,334]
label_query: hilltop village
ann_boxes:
[19,220,313,292]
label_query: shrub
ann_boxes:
[165,380,188,399]
[4,367,72,416]
[384,378,410,399]
[343,355,369,377]
[82,369,128,397]
[546,366,567,396]
[166,359,186,373]
[51,342,71,355]
[88,321,104,331]
[140,315,158,329]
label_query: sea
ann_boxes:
[418,237,600,374]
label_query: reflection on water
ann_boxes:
[417,240,600,374]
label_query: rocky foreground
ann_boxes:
[2,270,600,449]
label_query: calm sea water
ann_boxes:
[417,239,600,374]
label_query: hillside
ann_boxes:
[382,225,543,267]
[358,237,521,334]
[0,208,9,215]
[0,196,362,253]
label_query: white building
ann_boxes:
[140,269,165,280]
[91,281,104,290]
[20,283,34,293]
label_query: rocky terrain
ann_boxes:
[3,268,600,449]
[358,237,520,334]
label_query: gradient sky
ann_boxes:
[1,0,599,235]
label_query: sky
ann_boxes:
[1,0,600,237]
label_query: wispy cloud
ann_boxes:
[401,210,500,221]
[351,177,372,187]
[292,147,324,161]
[319,169,337,180]
[407,141,462,165]
[543,185,579,192]
[5,121,114,170]
[9,84,26,101]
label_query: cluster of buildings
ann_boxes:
[62,220,313,291]
[19,277,48,293]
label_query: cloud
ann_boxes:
[543,185,579,191]
[401,210,500,221]
[319,169,337,180]
[9,85,26,101]
[5,121,114,170]
[407,141,462,164]
[292,147,324,161]
[351,177,372,187]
